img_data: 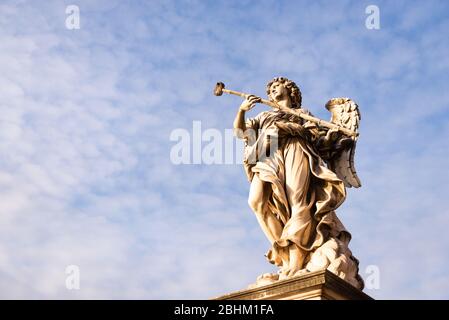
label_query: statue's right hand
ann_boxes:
[239,95,261,112]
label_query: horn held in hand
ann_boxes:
[214,82,277,108]
[213,82,358,138]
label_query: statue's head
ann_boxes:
[266,77,302,109]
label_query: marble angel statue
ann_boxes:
[220,76,364,289]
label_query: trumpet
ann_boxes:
[213,82,358,138]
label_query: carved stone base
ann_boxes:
[214,270,372,300]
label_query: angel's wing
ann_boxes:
[325,98,361,188]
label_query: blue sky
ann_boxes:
[0,0,448,299]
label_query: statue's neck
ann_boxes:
[274,98,292,109]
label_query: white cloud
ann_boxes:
[0,0,448,299]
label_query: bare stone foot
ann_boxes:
[278,267,308,280]
[247,272,280,289]
[291,268,308,277]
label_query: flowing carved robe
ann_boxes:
[241,109,352,267]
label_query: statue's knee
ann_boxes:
[248,197,264,213]
[248,197,257,211]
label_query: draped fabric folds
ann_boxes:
[242,110,351,267]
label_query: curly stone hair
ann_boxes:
[266,77,302,109]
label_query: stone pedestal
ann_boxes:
[214,269,372,300]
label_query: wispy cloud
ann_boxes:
[0,0,448,299]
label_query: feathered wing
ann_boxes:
[325,98,361,188]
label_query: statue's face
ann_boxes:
[269,82,289,102]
